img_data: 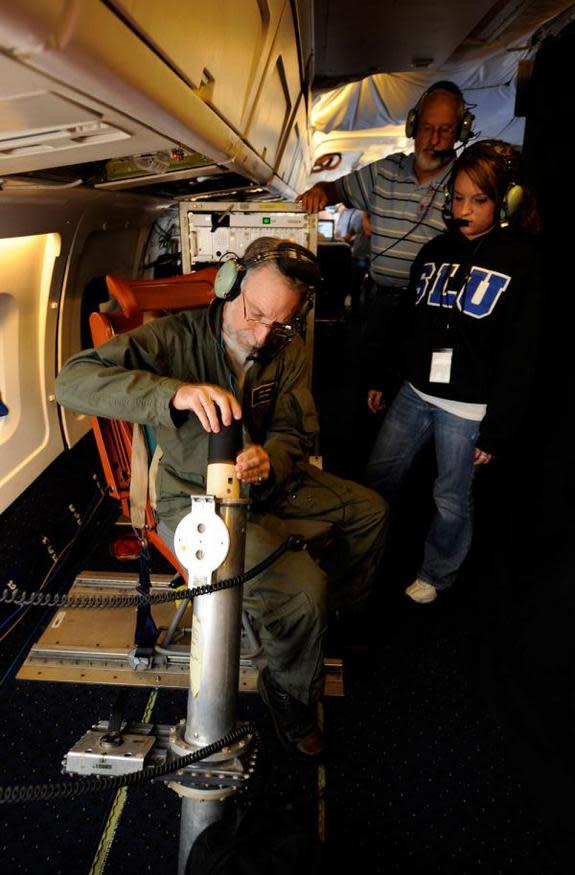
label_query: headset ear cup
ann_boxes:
[406,83,471,142]
[459,110,474,145]
[499,184,524,227]
[214,260,244,300]
[405,107,417,139]
[442,185,453,224]
[505,184,524,218]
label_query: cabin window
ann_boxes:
[0,233,61,454]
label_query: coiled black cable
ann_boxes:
[0,535,306,610]
[0,722,256,806]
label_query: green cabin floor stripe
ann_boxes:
[317,701,326,843]
[88,689,159,875]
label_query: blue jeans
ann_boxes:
[366,382,480,590]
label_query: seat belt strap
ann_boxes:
[128,423,160,650]
[129,423,148,531]
[148,443,163,512]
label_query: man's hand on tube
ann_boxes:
[171,383,242,433]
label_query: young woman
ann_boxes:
[365,140,543,602]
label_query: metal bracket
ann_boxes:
[64,728,156,776]
[127,647,154,671]
[173,496,230,586]
[62,719,257,798]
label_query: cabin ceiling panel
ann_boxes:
[1,92,109,138]
[313,0,496,87]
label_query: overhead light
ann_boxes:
[411,57,434,68]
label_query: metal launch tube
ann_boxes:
[177,420,248,873]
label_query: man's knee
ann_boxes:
[365,485,390,523]
[247,560,327,705]
[259,578,326,645]
[347,481,390,537]
[245,556,327,631]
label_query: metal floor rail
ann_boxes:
[17,571,344,696]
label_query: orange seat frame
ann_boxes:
[88,269,217,577]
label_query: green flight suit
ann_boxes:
[56,300,388,703]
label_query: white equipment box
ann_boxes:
[179,201,317,273]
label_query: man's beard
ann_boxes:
[415,147,450,174]
[224,326,258,363]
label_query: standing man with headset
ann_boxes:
[299,81,474,396]
[55,236,388,760]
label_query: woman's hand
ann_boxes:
[367,389,385,414]
[474,448,494,466]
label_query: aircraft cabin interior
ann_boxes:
[1,1,575,873]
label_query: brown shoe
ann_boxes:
[257,667,324,759]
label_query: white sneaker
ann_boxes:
[405,579,437,603]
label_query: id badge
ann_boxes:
[429,348,453,383]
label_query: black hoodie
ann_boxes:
[384,226,543,455]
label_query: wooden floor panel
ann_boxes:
[17,571,344,695]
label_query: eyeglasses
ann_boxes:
[419,124,456,139]
[241,291,298,341]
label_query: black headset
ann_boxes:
[442,140,524,228]
[214,242,320,301]
[405,80,475,145]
